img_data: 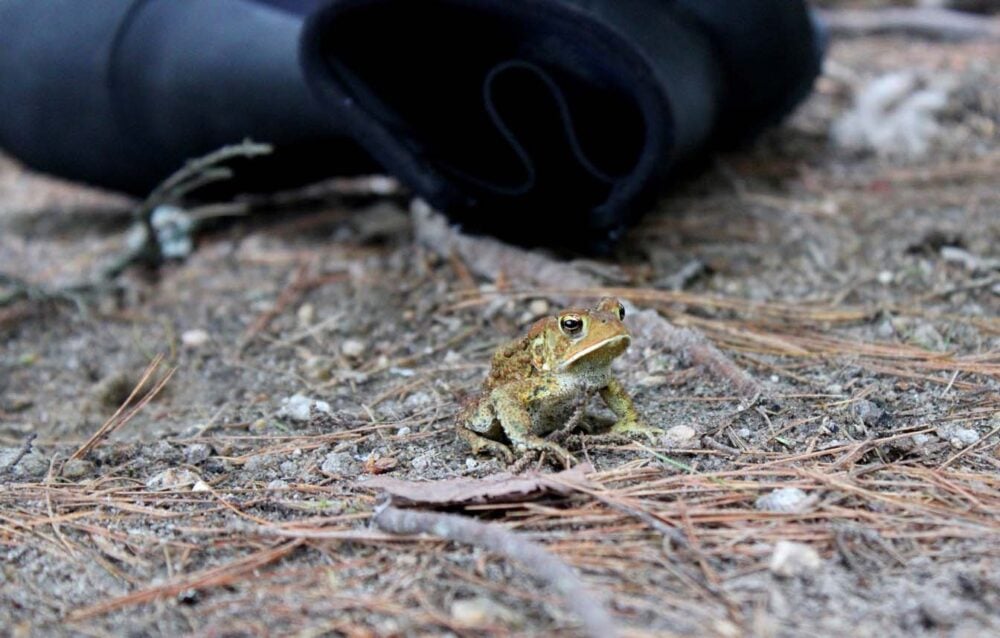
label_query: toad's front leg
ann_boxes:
[491,385,576,467]
[600,378,662,441]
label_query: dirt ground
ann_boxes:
[2,12,999,638]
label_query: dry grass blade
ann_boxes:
[70,354,175,461]
[68,539,304,620]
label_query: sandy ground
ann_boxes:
[1,17,999,638]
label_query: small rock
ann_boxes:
[638,375,667,387]
[712,620,743,638]
[936,425,980,449]
[410,453,432,471]
[912,433,934,447]
[181,329,210,348]
[267,479,288,491]
[192,480,211,492]
[949,428,980,448]
[279,461,298,476]
[321,452,354,475]
[404,392,432,409]
[244,454,279,474]
[769,540,821,578]
[297,303,315,327]
[15,452,49,478]
[341,338,366,359]
[910,322,946,351]
[465,457,478,470]
[528,299,550,316]
[450,597,519,626]
[662,425,697,446]
[875,318,896,339]
[61,459,94,480]
[396,426,411,437]
[877,270,894,285]
[756,488,810,513]
[249,418,269,434]
[853,400,885,426]
[278,394,332,422]
[146,468,200,491]
[183,444,212,464]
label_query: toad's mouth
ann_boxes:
[559,334,631,370]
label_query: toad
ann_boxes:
[459,297,660,466]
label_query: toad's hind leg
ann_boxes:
[491,386,576,467]
[458,426,515,464]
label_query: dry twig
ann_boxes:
[819,7,1000,41]
[371,501,621,638]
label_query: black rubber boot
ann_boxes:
[0,0,825,253]
[0,0,372,196]
[300,0,825,252]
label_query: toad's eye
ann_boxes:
[616,303,625,320]
[559,315,583,336]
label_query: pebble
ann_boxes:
[853,399,884,426]
[146,468,200,491]
[528,299,550,316]
[278,394,332,422]
[662,425,697,446]
[181,329,210,348]
[396,426,411,437]
[15,452,49,478]
[183,444,212,464]
[450,597,518,626]
[638,374,668,388]
[950,428,980,448]
[403,392,431,409]
[321,452,354,475]
[61,459,94,480]
[297,303,315,327]
[755,487,810,513]
[244,454,278,474]
[267,479,288,491]
[410,453,432,471]
[341,338,366,359]
[769,540,821,578]
[910,322,946,351]
[192,480,211,492]
[249,418,268,434]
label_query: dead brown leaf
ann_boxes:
[357,462,595,506]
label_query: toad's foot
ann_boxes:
[459,428,515,464]
[512,438,577,468]
[609,418,664,442]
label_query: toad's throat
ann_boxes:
[558,334,631,370]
